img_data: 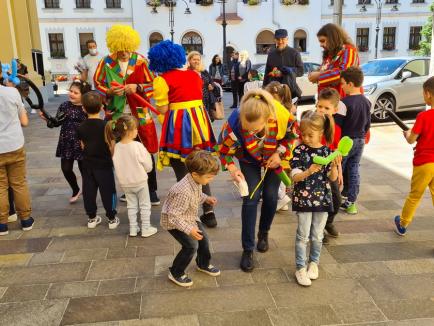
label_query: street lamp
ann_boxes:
[218,0,228,72]
[150,0,191,42]
[360,1,399,59]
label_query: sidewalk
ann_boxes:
[0,95,433,326]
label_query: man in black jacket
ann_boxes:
[229,52,240,109]
[263,29,304,100]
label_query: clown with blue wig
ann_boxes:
[148,41,218,228]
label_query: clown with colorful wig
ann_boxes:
[148,40,218,228]
[94,25,160,205]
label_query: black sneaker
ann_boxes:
[200,212,217,228]
[168,272,193,287]
[240,250,254,272]
[256,231,269,253]
[322,233,329,245]
[150,191,160,206]
[325,223,339,238]
[119,194,127,203]
[0,223,9,236]
[21,217,34,231]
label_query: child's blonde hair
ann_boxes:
[300,110,335,145]
[264,81,293,111]
[239,89,276,131]
[187,51,204,72]
[105,115,138,145]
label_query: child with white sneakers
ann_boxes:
[106,114,157,237]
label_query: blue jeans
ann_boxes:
[342,138,365,203]
[240,161,280,251]
[295,211,328,269]
[168,222,211,278]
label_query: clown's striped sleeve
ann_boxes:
[318,45,359,87]
[94,57,108,96]
[141,57,155,98]
[216,121,239,169]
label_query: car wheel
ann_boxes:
[371,94,396,123]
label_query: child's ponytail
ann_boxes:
[105,120,117,147]
[323,114,335,146]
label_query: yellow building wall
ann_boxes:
[0,0,43,85]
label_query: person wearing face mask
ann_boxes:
[263,29,304,101]
[94,25,161,206]
[78,40,103,89]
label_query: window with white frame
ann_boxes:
[382,27,396,50]
[45,0,60,8]
[49,33,65,58]
[181,32,203,54]
[356,28,369,52]
[409,26,422,50]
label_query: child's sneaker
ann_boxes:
[325,224,339,237]
[307,262,319,280]
[69,190,82,204]
[394,215,407,236]
[129,225,141,237]
[141,226,157,238]
[87,216,102,229]
[295,267,311,286]
[108,217,120,229]
[276,195,291,211]
[341,200,357,214]
[197,265,221,276]
[119,194,127,202]
[168,271,193,287]
[0,224,9,236]
[21,217,34,231]
[8,213,17,223]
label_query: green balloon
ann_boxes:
[312,136,354,166]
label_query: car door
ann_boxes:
[297,63,318,98]
[396,59,428,112]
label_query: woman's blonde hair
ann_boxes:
[299,110,335,145]
[239,50,249,65]
[239,89,276,132]
[105,114,138,146]
[187,51,204,72]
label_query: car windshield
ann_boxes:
[361,59,406,76]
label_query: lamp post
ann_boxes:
[150,0,191,42]
[219,0,228,72]
[360,1,399,59]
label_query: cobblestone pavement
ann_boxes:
[0,94,433,326]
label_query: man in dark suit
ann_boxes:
[229,52,240,109]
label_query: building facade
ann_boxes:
[36,0,431,76]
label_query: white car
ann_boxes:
[256,62,320,100]
[362,57,430,122]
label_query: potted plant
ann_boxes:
[383,43,395,51]
[200,0,213,5]
[147,0,161,6]
[298,0,309,4]
[248,0,260,5]
[358,45,369,52]
[281,0,296,5]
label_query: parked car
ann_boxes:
[222,62,320,101]
[361,57,430,122]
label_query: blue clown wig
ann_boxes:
[148,40,186,73]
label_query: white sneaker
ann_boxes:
[295,267,312,286]
[280,204,289,211]
[141,226,157,238]
[87,216,102,229]
[31,109,37,114]
[276,195,291,211]
[108,217,120,229]
[129,225,140,237]
[8,214,17,223]
[307,262,319,280]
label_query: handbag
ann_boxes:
[211,83,224,120]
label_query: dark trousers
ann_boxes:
[238,80,246,102]
[168,222,211,278]
[240,161,280,251]
[170,158,213,213]
[327,179,341,225]
[82,166,117,220]
[61,159,83,195]
[342,138,365,203]
[147,154,157,193]
[8,187,15,216]
[231,80,240,107]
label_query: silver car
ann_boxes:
[362,57,430,122]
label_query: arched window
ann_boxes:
[149,32,163,48]
[181,32,203,54]
[256,30,275,54]
[294,29,307,52]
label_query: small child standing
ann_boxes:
[394,77,434,235]
[339,67,371,215]
[106,115,157,238]
[78,92,119,229]
[161,151,221,287]
[291,111,338,286]
[51,81,91,203]
[243,69,263,93]
[316,88,343,242]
